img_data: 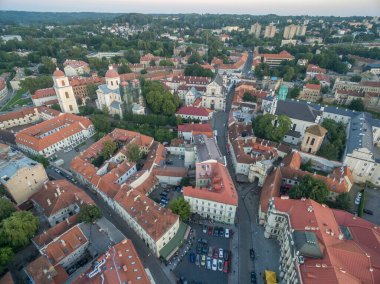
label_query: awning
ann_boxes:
[159,222,189,261]
[265,270,277,284]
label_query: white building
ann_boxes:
[183,160,238,224]
[53,68,79,114]
[96,66,124,118]
[202,74,226,111]
[63,59,90,76]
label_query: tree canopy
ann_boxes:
[19,76,53,95]
[169,197,191,221]
[242,91,256,102]
[317,118,346,161]
[348,99,365,112]
[78,204,103,223]
[252,114,292,142]
[288,175,330,204]
[184,64,214,78]
[127,143,142,163]
[102,140,117,158]
[0,211,39,249]
[0,198,15,222]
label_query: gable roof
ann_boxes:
[275,100,321,123]
[305,125,328,137]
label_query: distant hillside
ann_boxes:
[0,11,123,24]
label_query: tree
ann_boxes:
[50,104,61,112]
[0,247,14,274]
[32,155,49,168]
[102,140,117,158]
[252,114,292,142]
[188,52,203,64]
[348,99,365,111]
[118,63,131,74]
[242,92,256,102]
[20,76,53,95]
[0,198,15,222]
[184,64,214,78]
[328,193,351,211]
[0,211,39,249]
[288,175,330,204]
[169,197,191,221]
[289,86,301,98]
[78,204,102,223]
[140,69,147,74]
[149,59,156,67]
[350,75,362,82]
[127,143,141,163]
[87,83,98,101]
[159,59,174,67]
[92,155,105,167]
[317,118,346,161]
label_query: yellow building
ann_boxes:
[300,125,327,154]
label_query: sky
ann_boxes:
[0,0,379,16]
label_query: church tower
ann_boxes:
[53,68,79,114]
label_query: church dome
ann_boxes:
[105,66,119,78]
[53,68,65,77]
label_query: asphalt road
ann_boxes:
[47,169,175,284]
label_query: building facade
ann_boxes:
[53,68,79,114]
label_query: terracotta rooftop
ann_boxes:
[15,113,93,151]
[33,215,79,249]
[305,83,321,91]
[63,59,89,69]
[178,123,213,137]
[42,225,88,266]
[231,137,278,164]
[172,75,211,85]
[305,125,327,137]
[306,64,327,74]
[24,256,68,284]
[31,180,93,218]
[72,239,150,284]
[114,188,179,241]
[262,50,294,60]
[260,152,353,213]
[0,107,39,123]
[0,272,14,284]
[32,88,56,99]
[176,106,211,117]
[184,160,238,206]
[105,66,119,78]
[271,197,380,284]
[69,76,104,87]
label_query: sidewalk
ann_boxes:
[229,223,239,284]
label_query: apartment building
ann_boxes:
[175,106,213,121]
[0,143,48,204]
[254,51,294,68]
[250,22,261,38]
[283,25,307,39]
[183,160,238,224]
[263,197,380,284]
[298,83,321,103]
[63,59,90,76]
[15,113,94,157]
[73,239,151,284]
[264,24,276,38]
[31,179,94,226]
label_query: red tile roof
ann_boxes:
[262,50,294,60]
[305,83,321,91]
[178,123,213,136]
[15,113,93,151]
[271,198,380,284]
[73,239,150,284]
[53,69,65,77]
[231,137,278,164]
[184,160,238,206]
[0,107,39,123]
[105,66,119,78]
[306,64,327,74]
[172,76,211,85]
[32,88,56,99]
[31,180,94,218]
[63,60,89,69]
[25,256,68,284]
[176,106,211,117]
[0,272,14,284]
[42,225,88,266]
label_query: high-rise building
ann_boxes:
[264,25,276,38]
[250,22,261,38]
[53,68,79,114]
[283,25,307,39]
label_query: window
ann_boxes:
[69,105,73,111]
[310,138,315,145]
[61,80,65,86]
[306,137,310,144]
[65,92,69,98]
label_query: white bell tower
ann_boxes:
[53,68,79,114]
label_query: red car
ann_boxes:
[213,248,219,259]
[223,261,229,273]
[207,226,213,235]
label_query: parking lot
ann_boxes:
[149,184,183,208]
[361,187,380,225]
[174,223,232,284]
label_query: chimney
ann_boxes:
[47,199,51,206]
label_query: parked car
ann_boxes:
[195,254,201,266]
[206,256,212,270]
[207,226,213,235]
[196,244,202,254]
[213,227,219,237]
[219,227,225,237]
[218,259,223,271]
[189,252,195,263]
[203,225,207,233]
[223,261,229,273]
[160,192,168,197]
[225,228,230,238]
[197,238,207,244]
[363,209,374,215]
[212,258,218,271]
[202,244,208,254]
[201,255,206,267]
[355,197,361,205]
[223,250,230,261]
[251,271,257,283]
[213,249,219,259]
[208,246,213,257]
[250,249,255,260]
[219,248,224,259]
